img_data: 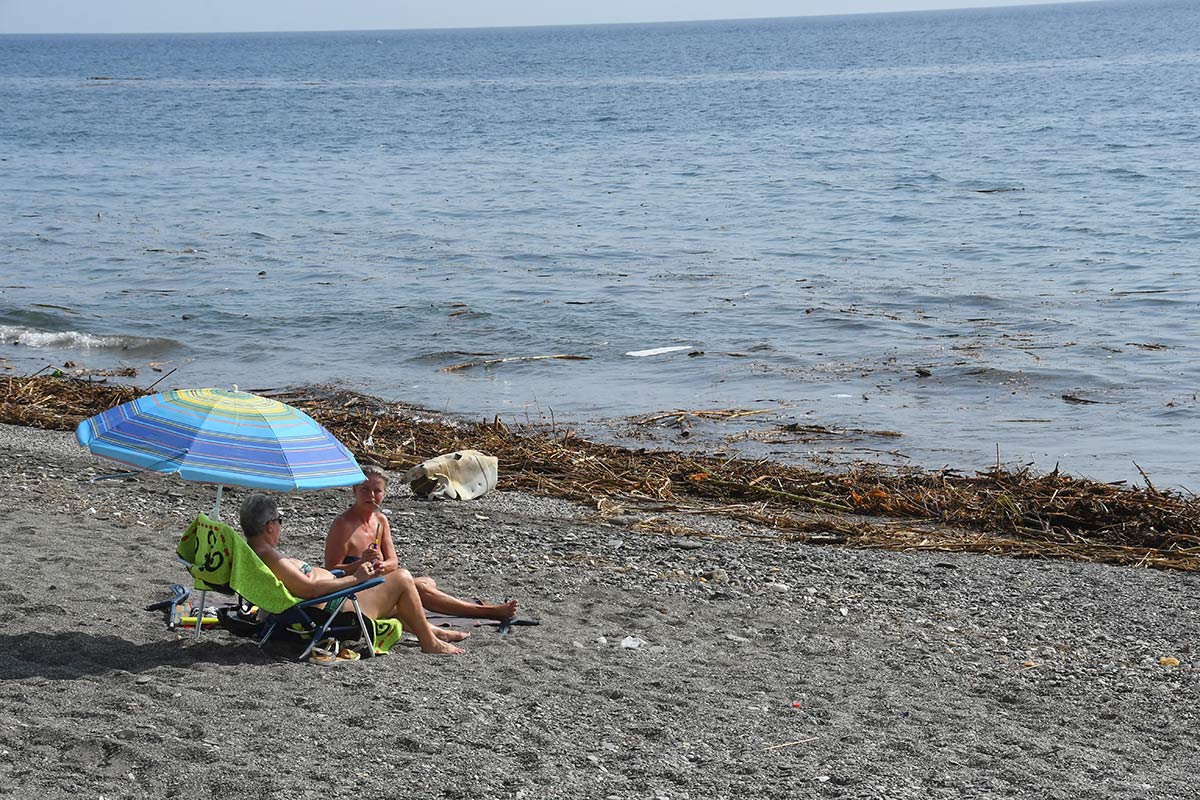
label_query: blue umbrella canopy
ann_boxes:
[75,388,365,491]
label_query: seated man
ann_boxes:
[240,492,468,655]
[324,464,518,622]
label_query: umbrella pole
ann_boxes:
[212,485,224,520]
[193,590,207,642]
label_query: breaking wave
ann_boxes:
[0,325,178,353]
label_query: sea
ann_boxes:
[1,0,1197,488]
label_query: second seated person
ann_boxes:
[324,465,519,623]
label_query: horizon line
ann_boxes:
[0,0,1103,37]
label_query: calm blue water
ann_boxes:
[2,1,1198,487]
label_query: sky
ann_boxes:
[0,0,1088,34]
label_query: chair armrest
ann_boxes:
[295,576,384,609]
[330,569,345,577]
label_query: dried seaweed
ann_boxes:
[5,375,1197,572]
[0,375,141,431]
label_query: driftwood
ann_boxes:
[440,354,591,372]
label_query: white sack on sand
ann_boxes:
[403,449,498,500]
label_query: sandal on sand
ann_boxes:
[308,638,339,666]
[336,646,361,662]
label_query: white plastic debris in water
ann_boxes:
[620,636,644,649]
[625,345,692,357]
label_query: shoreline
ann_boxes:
[6,350,1196,491]
[3,375,1198,573]
[0,418,1197,797]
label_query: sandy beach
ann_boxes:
[0,419,1197,799]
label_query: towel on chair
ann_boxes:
[177,513,301,614]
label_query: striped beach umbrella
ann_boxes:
[75,388,365,492]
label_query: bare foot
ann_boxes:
[494,597,518,623]
[433,627,472,643]
[421,638,465,655]
[475,597,518,623]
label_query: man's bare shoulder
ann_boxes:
[251,544,282,566]
[327,510,357,536]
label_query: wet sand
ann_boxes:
[0,422,1196,799]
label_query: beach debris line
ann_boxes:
[629,406,793,440]
[4,375,1200,573]
[627,406,903,446]
[441,354,590,372]
[729,422,903,444]
[633,407,789,425]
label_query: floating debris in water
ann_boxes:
[625,345,692,357]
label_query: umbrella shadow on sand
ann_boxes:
[0,631,271,680]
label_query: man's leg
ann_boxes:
[358,569,465,655]
[414,576,518,621]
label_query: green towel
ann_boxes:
[176,513,300,614]
[370,618,402,655]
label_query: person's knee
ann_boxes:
[414,575,437,592]
[389,568,415,589]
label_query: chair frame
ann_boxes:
[257,576,385,661]
[190,575,385,661]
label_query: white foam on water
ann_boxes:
[0,325,139,350]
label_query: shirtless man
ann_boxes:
[324,465,518,622]
[239,492,468,655]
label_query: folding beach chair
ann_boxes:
[176,513,395,661]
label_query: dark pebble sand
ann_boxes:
[0,422,1196,799]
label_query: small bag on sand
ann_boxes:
[403,449,498,501]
